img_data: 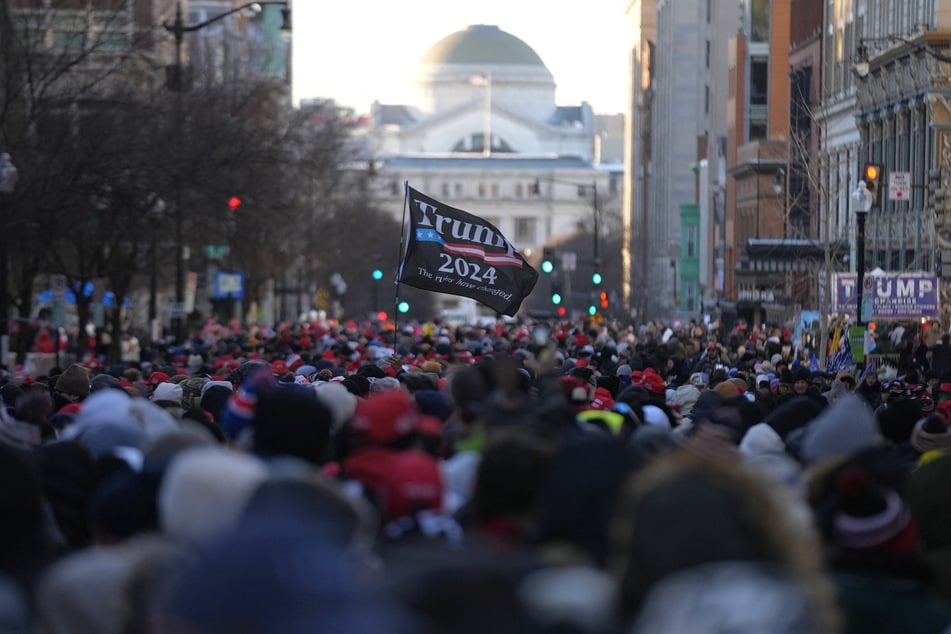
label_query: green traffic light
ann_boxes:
[372,269,383,280]
[592,272,602,285]
[551,293,562,305]
[541,260,554,274]
[398,301,410,313]
[588,305,597,316]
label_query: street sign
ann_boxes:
[203,245,230,260]
[214,272,244,299]
[561,252,577,272]
[888,171,911,201]
[168,302,186,319]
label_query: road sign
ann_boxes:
[214,272,244,299]
[168,302,186,319]
[203,245,230,260]
[561,251,577,272]
[888,171,911,201]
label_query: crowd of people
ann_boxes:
[2,315,951,633]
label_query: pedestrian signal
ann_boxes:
[863,163,883,208]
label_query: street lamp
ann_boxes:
[0,153,17,372]
[162,0,291,341]
[774,167,787,237]
[852,180,873,325]
[853,34,951,79]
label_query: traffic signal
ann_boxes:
[550,280,562,305]
[228,196,242,211]
[376,311,388,321]
[588,304,597,316]
[592,271,602,286]
[398,301,410,313]
[372,269,383,280]
[600,291,609,309]
[541,247,556,274]
[930,169,946,218]
[863,163,883,208]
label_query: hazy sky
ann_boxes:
[293,1,631,115]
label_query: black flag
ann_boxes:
[398,186,538,316]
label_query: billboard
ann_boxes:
[834,273,939,320]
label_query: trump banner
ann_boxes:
[398,185,538,316]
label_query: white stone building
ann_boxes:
[368,24,622,321]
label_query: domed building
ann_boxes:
[369,25,622,322]
[373,24,594,159]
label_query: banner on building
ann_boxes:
[398,185,538,316]
[833,273,939,320]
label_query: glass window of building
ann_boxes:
[442,183,450,197]
[454,183,463,196]
[515,217,536,244]
[478,183,486,197]
[515,183,524,197]
[749,0,769,42]
[491,183,499,197]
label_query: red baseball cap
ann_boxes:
[350,389,424,447]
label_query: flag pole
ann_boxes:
[394,181,410,348]
[483,72,492,158]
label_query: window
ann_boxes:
[515,218,537,244]
[750,0,769,42]
[704,85,710,115]
[490,183,499,197]
[705,40,710,69]
[750,58,768,105]
[515,183,524,197]
[454,183,463,196]
[478,183,486,197]
[706,0,711,23]
[441,183,450,197]
[687,226,697,258]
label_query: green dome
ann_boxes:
[420,24,547,67]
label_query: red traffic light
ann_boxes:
[228,196,242,211]
[557,307,566,317]
[600,291,609,309]
[376,311,388,321]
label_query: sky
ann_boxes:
[292,1,632,115]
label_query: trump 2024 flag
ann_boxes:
[399,186,538,316]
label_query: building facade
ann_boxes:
[367,25,622,321]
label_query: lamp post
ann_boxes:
[774,167,787,237]
[162,0,290,341]
[0,153,17,372]
[852,180,873,325]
